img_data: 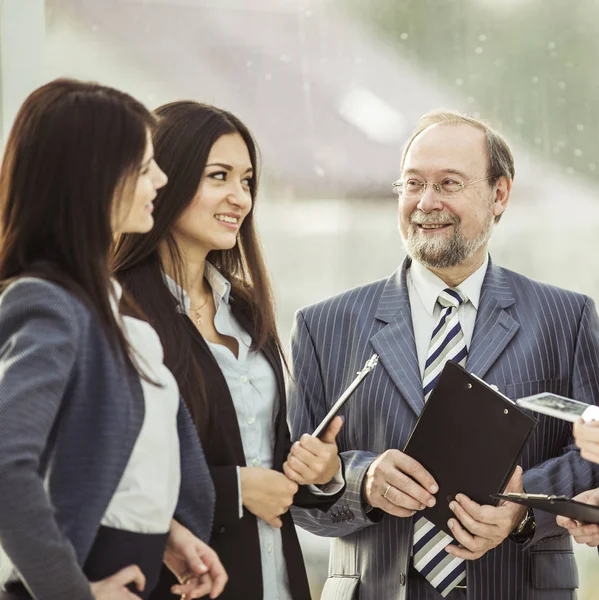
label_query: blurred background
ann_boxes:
[1,0,598,596]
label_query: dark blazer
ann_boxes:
[0,278,214,600]
[151,298,344,600]
[288,258,599,600]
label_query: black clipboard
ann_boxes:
[403,361,537,536]
[492,493,599,525]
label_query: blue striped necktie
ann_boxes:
[413,288,468,597]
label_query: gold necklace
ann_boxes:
[190,294,209,326]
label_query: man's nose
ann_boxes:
[417,184,444,212]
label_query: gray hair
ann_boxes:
[400,110,514,223]
[401,110,515,182]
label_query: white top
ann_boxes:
[102,280,181,534]
[165,263,343,600]
[407,255,489,376]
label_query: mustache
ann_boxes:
[410,211,460,226]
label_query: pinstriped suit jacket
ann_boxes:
[288,258,599,600]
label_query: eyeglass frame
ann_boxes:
[392,176,494,199]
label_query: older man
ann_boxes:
[288,111,599,600]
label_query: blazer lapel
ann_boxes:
[261,339,288,467]
[183,315,246,464]
[466,260,520,379]
[370,260,425,417]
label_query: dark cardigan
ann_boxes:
[150,300,344,600]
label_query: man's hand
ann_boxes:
[283,416,343,486]
[240,467,298,528]
[165,520,227,599]
[573,419,599,464]
[362,449,438,518]
[90,565,146,599]
[446,466,527,560]
[557,487,599,546]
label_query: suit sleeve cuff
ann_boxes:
[307,464,345,496]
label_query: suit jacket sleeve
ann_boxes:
[209,465,243,529]
[277,414,346,510]
[175,400,215,542]
[522,296,599,544]
[287,309,382,538]
[0,280,94,600]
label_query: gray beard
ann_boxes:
[405,212,494,269]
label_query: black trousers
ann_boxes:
[1,526,169,600]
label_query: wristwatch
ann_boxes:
[512,507,536,538]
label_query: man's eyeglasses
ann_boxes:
[392,177,492,199]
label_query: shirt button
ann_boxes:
[399,573,406,586]
[251,458,260,466]
[240,375,248,383]
[246,416,255,425]
[267,543,273,553]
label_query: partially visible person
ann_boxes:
[556,488,599,547]
[555,421,599,546]
[573,419,599,464]
[0,79,225,600]
[113,100,345,600]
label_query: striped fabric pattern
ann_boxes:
[414,288,467,597]
[287,258,599,600]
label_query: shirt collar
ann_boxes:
[110,278,123,315]
[409,254,489,317]
[163,261,232,314]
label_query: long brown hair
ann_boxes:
[113,101,283,440]
[0,78,156,365]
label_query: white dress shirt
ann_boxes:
[102,280,181,534]
[165,263,342,600]
[407,255,489,375]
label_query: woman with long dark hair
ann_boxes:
[0,80,225,600]
[114,101,345,600]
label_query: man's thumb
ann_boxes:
[321,415,344,443]
[505,465,523,493]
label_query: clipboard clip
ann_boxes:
[500,492,568,501]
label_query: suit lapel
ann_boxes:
[184,315,246,464]
[370,260,425,417]
[466,260,520,379]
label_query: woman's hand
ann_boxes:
[283,416,343,486]
[573,419,599,464]
[556,488,599,546]
[90,565,145,599]
[165,520,227,599]
[239,467,298,528]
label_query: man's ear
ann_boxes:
[493,176,512,219]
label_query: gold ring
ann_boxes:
[383,484,392,500]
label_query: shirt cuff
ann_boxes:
[236,466,243,519]
[307,464,345,496]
